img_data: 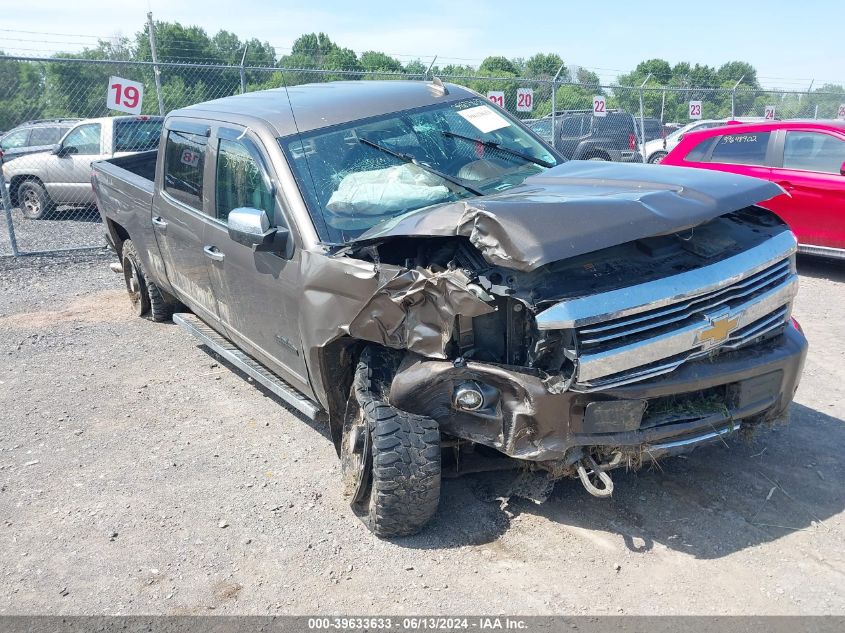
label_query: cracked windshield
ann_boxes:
[281,97,560,243]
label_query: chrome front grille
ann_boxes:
[535,231,798,391]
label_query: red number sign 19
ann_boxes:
[593,95,607,117]
[688,101,702,120]
[487,91,505,108]
[764,105,776,120]
[107,76,144,115]
[516,88,534,113]
[837,104,845,120]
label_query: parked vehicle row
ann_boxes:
[92,80,806,538]
[0,119,81,162]
[643,117,767,164]
[662,120,845,257]
[2,115,163,219]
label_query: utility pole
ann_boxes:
[147,12,165,116]
[639,74,652,163]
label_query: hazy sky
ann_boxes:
[1,0,840,88]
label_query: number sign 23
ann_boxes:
[107,76,144,115]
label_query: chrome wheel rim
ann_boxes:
[122,256,143,314]
[22,189,40,215]
[341,405,371,504]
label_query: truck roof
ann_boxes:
[174,80,478,137]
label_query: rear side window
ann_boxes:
[215,138,275,224]
[558,117,582,136]
[163,130,206,210]
[0,129,29,149]
[684,136,719,162]
[708,132,771,165]
[782,131,845,174]
[29,127,63,145]
[115,119,163,152]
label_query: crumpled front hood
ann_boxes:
[353,161,785,271]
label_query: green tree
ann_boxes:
[478,56,519,76]
[359,51,402,74]
[717,61,758,88]
[634,59,672,84]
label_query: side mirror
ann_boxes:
[840,161,845,176]
[50,144,61,155]
[227,207,289,256]
[54,145,76,157]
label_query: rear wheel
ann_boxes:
[121,240,174,322]
[341,349,441,538]
[18,181,55,220]
[648,151,667,164]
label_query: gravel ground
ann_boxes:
[0,205,104,255]
[0,252,843,615]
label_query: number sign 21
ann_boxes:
[107,76,144,115]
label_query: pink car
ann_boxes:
[662,120,845,258]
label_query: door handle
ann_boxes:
[152,216,168,231]
[203,245,225,262]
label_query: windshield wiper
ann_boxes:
[358,136,484,196]
[441,130,556,168]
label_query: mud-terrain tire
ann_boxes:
[121,240,174,322]
[18,180,55,220]
[342,349,441,538]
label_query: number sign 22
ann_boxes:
[593,95,606,117]
[107,76,144,115]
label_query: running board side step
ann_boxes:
[173,313,325,422]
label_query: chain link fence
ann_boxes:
[2,54,844,256]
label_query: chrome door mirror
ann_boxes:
[227,207,289,255]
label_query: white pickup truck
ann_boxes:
[3,115,162,219]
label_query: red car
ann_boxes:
[662,120,845,258]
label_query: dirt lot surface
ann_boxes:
[0,252,843,615]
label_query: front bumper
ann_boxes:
[389,324,807,462]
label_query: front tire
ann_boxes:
[648,151,667,164]
[18,181,55,220]
[342,350,441,538]
[121,240,174,322]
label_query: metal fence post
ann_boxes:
[239,45,249,94]
[730,76,744,118]
[147,12,166,116]
[0,156,20,257]
[551,64,566,151]
[639,74,651,163]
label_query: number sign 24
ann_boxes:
[107,76,144,115]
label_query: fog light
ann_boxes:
[454,382,485,411]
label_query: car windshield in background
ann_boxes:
[280,98,560,244]
[115,119,163,152]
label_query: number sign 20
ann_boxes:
[516,88,533,112]
[107,76,144,115]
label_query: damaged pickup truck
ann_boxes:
[92,80,807,537]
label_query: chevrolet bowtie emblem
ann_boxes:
[699,314,739,346]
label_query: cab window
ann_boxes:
[29,126,64,145]
[163,130,207,210]
[215,138,275,224]
[62,123,101,155]
[782,131,845,174]
[707,132,771,166]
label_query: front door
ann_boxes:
[48,122,105,205]
[203,126,309,392]
[151,119,220,325]
[764,129,845,250]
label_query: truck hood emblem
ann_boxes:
[699,312,740,348]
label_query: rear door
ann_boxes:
[765,129,845,249]
[555,115,584,159]
[202,124,310,391]
[151,119,221,325]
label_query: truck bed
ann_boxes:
[91,150,160,270]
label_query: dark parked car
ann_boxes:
[91,81,806,538]
[552,111,642,162]
[0,119,80,162]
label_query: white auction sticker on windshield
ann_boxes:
[458,105,511,134]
